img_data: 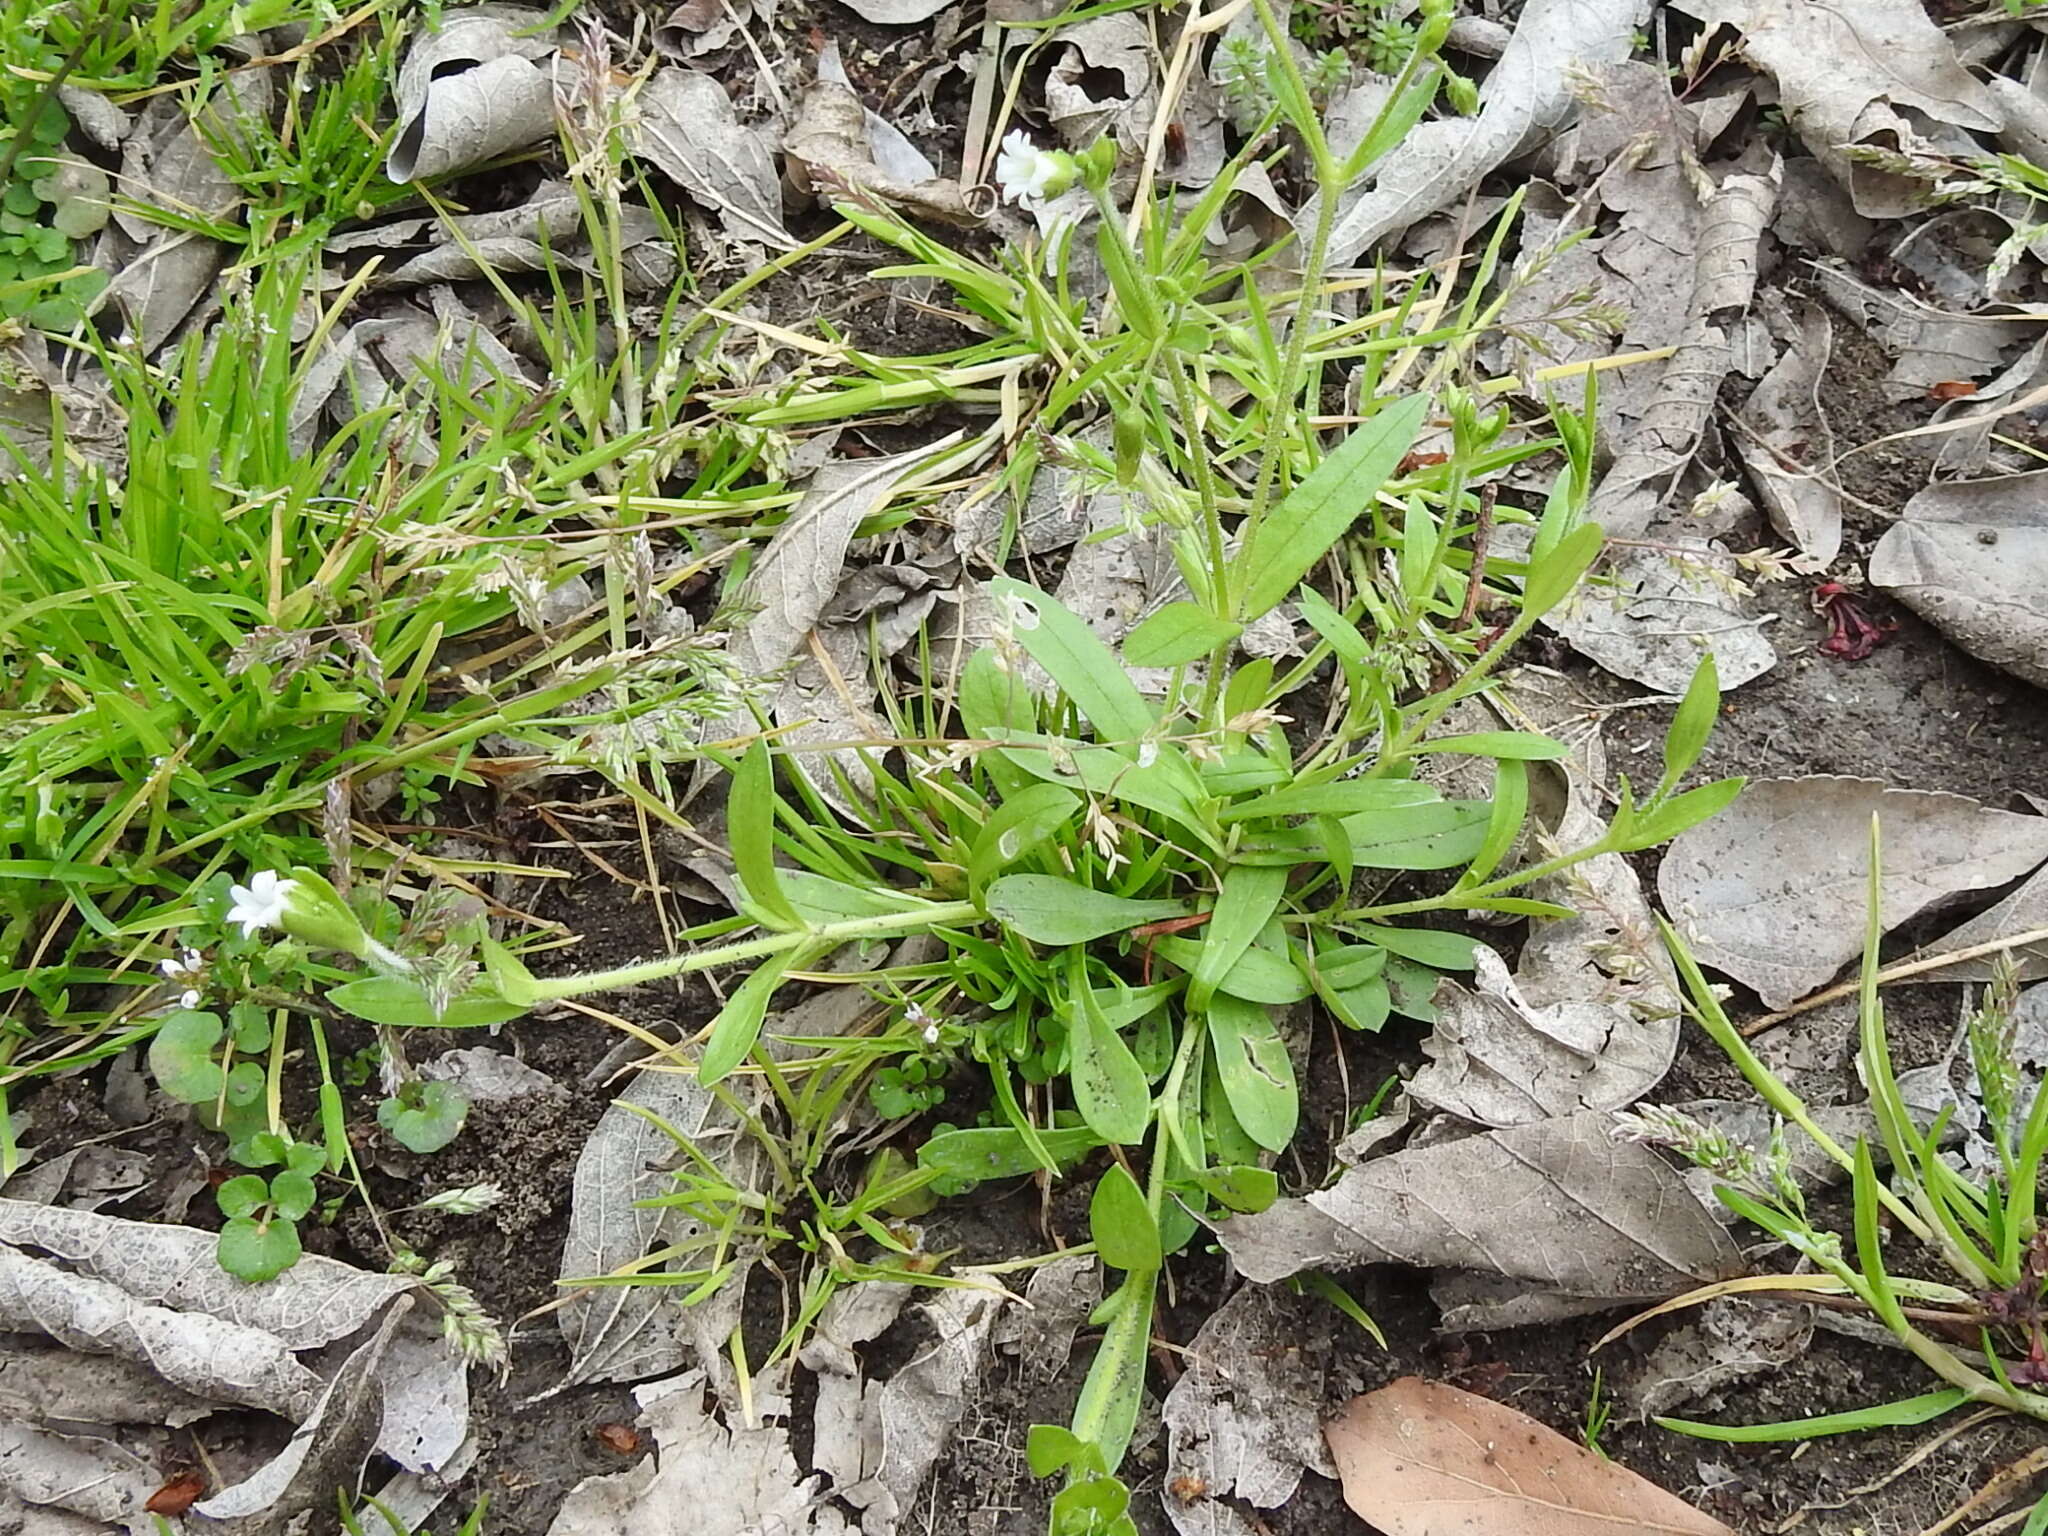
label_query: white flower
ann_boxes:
[179,988,201,1010]
[922,1022,942,1048]
[994,130,1065,205]
[226,870,297,938]
[159,947,204,978]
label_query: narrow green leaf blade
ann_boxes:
[1657,1389,1968,1442]
[698,950,798,1085]
[1089,1163,1161,1271]
[1070,955,1153,1145]
[1205,993,1297,1152]
[328,978,525,1029]
[1236,394,1429,620]
[732,741,802,931]
[1414,731,1569,760]
[989,577,1155,742]
[1122,602,1243,668]
[987,874,1186,945]
[1657,650,1720,801]
[1188,864,1287,1012]
[1217,778,1439,823]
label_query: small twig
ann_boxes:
[1740,922,2048,1039]
[1454,481,1497,631]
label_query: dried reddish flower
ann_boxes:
[1812,581,1896,661]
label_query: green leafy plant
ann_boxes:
[1582,1367,1613,1459]
[0,79,110,328]
[379,1079,468,1154]
[1639,822,2048,1442]
[215,1133,323,1282]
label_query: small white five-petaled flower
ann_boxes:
[994,130,1064,205]
[158,948,203,979]
[226,870,297,938]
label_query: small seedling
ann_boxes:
[378,1080,469,1155]
[215,1135,323,1283]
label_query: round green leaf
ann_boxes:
[148,1010,225,1104]
[224,1059,265,1108]
[24,295,80,331]
[2,184,39,217]
[215,1174,268,1219]
[377,1080,468,1153]
[229,1003,272,1054]
[217,1215,301,1282]
[269,1170,317,1222]
[29,102,69,145]
[1088,1164,1160,1271]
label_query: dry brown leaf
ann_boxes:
[1327,1377,1733,1536]
[386,5,560,184]
[1869,471,2048,690]
[1658,776,2048,1009]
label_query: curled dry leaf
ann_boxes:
[634,68,794,251]
[1409,946,1675,1127]
[1219,1111,1741,1297]
[1047,15,1156,152]
[1315,0,1640,264]
[1327,1377,1733,1536]
[796,1281,915,1493]
[386,5,561,184]
[1669,0,1998,219]
[0,1242,321,1420]
[1904,859,2048,985]
[1814,263,2031,402]
[1551,165,1781,694]
[1657,777,2048,1009]
[1620,1295,1814,1419]
[991,1252,1097,1389]
[106,76,269,352]
[653,0,757,60]
[836,1287,1005,1534]
[196,1299,410,1529]
[1869,471,2048,690]
[783,76,975,227]
[0,1421,158,1530]
[555,1068,750,1390]
[0,1336,216,1428]
[834,0,955,23]
[1733,297,1841,571]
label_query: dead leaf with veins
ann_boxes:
[385,4,562,184]
[1732,297,1841,571]
[1219,1110,1742,1297]
[1658,776,2048,1009]
[1547,164,1782,694]
[546,1371,848,1535]
[1327,1377,1734,1536]
[634,68,794,251]
[783,67,976,227]
[1669,0,1999,219]
[1047,14,1157,154]
[1869,471,2048,690]
[1409,946,1676,1127]
[1311,0,1642,265]
[1159,1285,1333,1536]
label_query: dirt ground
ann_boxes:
[18,2,2048,1533]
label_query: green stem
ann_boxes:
[524,901,983,1002]
[1233,0,1340,591]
